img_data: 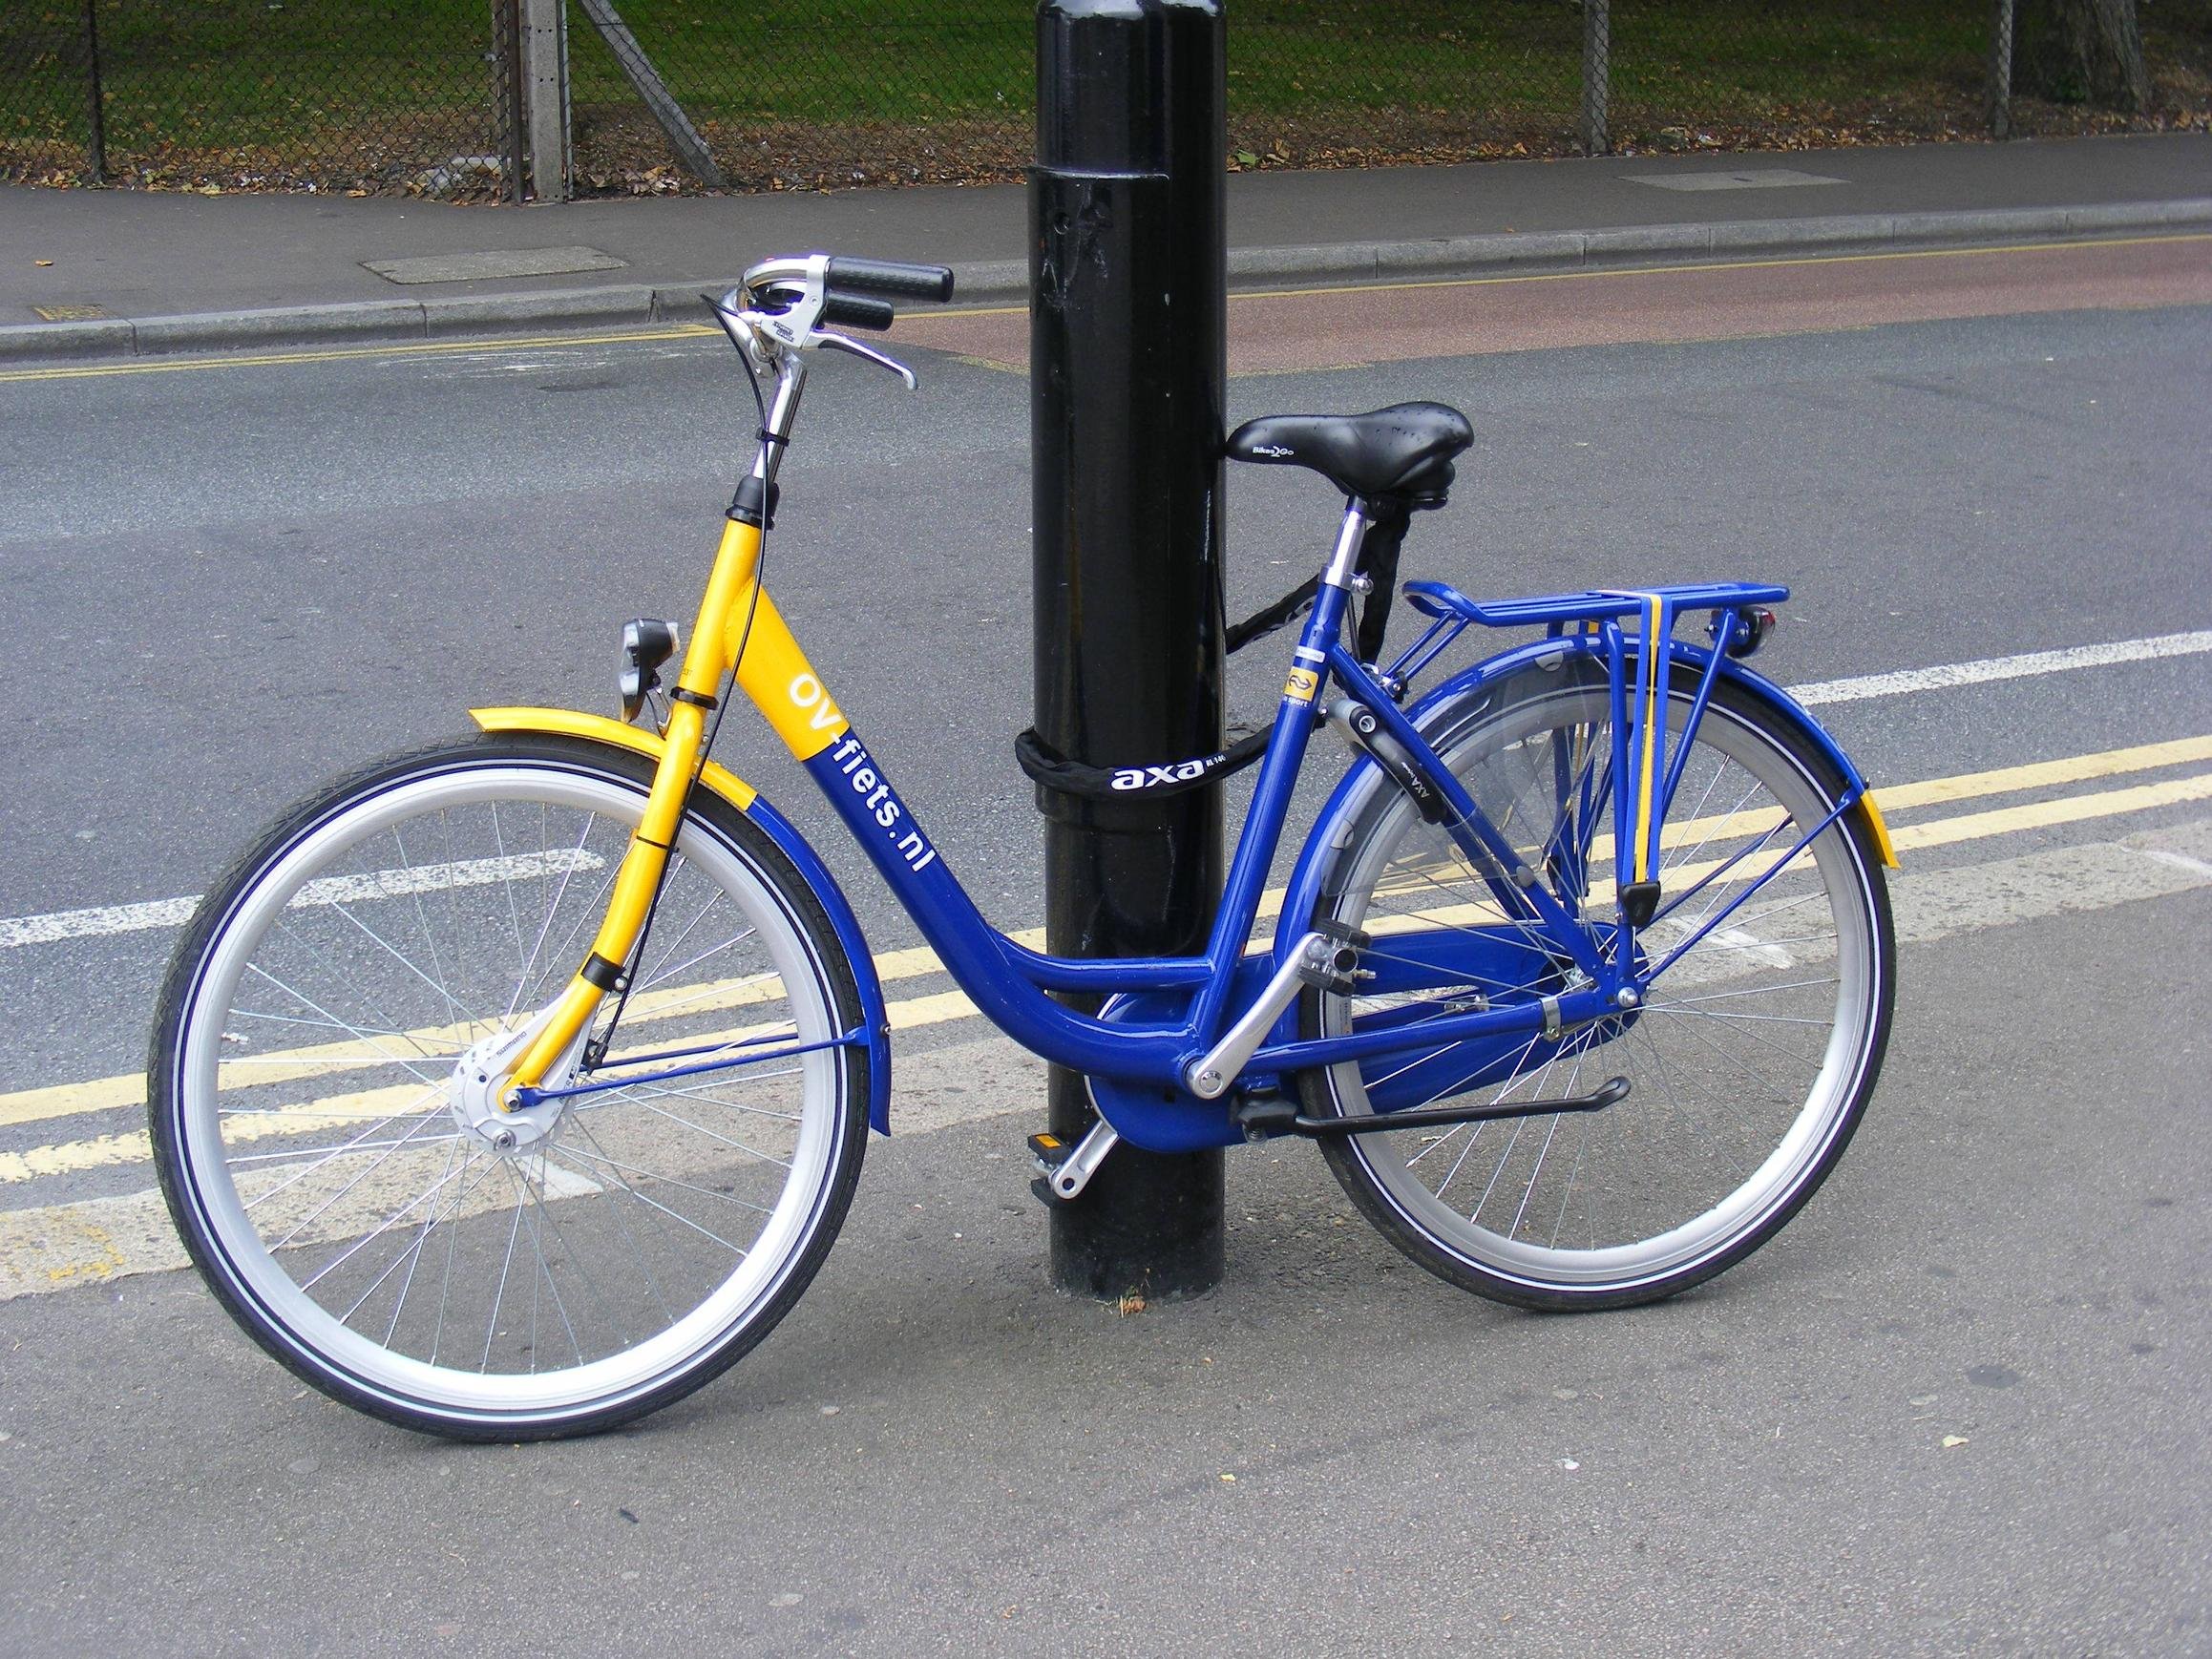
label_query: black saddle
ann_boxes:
[1225,402,1473,505]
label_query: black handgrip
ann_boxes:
[821,291,895,331]
[825,257,955,304]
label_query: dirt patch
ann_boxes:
[566,76,2212,197]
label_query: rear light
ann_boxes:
[1716,606,1775,660]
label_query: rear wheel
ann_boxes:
[1298,661,1893,1310]
[149,733,869,1438]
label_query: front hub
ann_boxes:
[448,1031,567,1153]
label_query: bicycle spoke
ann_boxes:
[508,810,600,1019]
[1308,668,1883,1293]
[545,1140,756,1252]
[244,1083,451,1215]
[339,1138,463,1329]
[481,1200,525,1373]
[243,960,446,1089]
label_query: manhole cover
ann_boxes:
[1624,170,1844,192]
[362,246,628,284]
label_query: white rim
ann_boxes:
[1324,686,1882,1293]
[170,758,847,1422]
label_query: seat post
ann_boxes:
[1323,501,1375,590]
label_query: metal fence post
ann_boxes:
[522,0,570,201]
[1030,0,1229,1301]
[492,0,527,202]
[1988,0,2016,137]
[82,0,107,182]
[1580,0,1611,157]
[574,0,725,188]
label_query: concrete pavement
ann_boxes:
[3,175,2210,1651]
[3,131,2208,362]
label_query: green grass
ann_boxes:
[4,2,2204,187]
[1612,0,1986,119]
[571,1,1586,125]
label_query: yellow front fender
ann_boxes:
[469,705,760,812]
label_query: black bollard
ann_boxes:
[1030,0,1228,1299]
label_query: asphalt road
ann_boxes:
[1,240,2208,1655]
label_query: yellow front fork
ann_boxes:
[500,513,847,1105]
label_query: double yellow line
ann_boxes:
[1,730,2206,1184]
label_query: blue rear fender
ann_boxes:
[1273,632,1868,1005]
[739,791,895,1136]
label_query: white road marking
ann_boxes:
[0,741,2204,1137]
[5,633,2205,954]
[1792,629,2212,706]
[0,849,604,951]
[2,634,2205,955]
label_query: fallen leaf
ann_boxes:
[1941,1435,1970,1448]
[33,259,53,267]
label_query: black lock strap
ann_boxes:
[1015,500,1411,803]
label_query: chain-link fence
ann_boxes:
[4,3,2206,199]
[1605,1,1996,151]
[561,1,1588,193]
[1,1,513,194]
[565,1,1032,192]
[1229,1,1584,167]
[2,5,95,185]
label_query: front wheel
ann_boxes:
[1298,661,1894,1311]
[149,734,870,1438]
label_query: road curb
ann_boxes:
[4,196,2206,365]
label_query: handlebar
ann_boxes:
[820,292,895,332]
[719,251,943,393]
[824,257,956,304]
[718,251,937,490]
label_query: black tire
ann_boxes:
[149,733,870,1438]
[1297,659,1894,1311]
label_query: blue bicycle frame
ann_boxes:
[493,457,1897,1147]
[678,503,1885,1153]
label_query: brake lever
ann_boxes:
[813,329,917,390]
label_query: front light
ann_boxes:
[619,619,679,724]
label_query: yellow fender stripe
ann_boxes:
[468,705,760,811]
[1633,594,1663,884]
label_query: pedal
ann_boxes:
[1027,1131,1072,1178]
[1298,919,1374,997]
[1027,1132,1072,1208]
[1025,1119,1119,1205]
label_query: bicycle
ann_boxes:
[149,253,1900,1440]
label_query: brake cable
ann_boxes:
[584,337,777,1070]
